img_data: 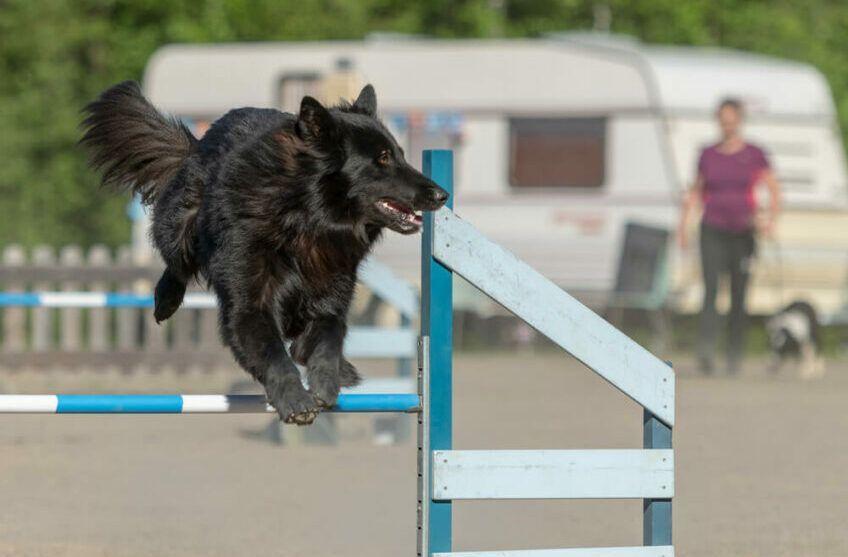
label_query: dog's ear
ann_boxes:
[351,84,377,117]
[296,96,336,143]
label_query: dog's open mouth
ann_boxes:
[375,199,423,233]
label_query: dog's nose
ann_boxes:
[430,187,449,206]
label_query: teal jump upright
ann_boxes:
[419,150,454,556]
[414,149,674,556]
[644,409,673,546]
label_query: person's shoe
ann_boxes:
[697,356,714,375]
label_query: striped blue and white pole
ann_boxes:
[0,394,420,414]
[0,292,417,360]
[0,292,217,308]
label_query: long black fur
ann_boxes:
[80,81,197,204]
[81,82,448,424]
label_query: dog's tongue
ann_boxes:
[383,200,421,224]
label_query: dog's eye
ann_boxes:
[377,150,390,166]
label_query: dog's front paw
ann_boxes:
[339,358,362,388]
[268,381,321,425]
[307,362,341,409]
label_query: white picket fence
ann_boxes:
[0,245,416,373]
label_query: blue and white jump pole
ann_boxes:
[0,291,216,308]
[0,150,674,556]
[0,394,419,414]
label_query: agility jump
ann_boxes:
[0,151,675,556]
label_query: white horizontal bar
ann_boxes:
[180,395,269,413]
[182,292,217,308]
[435,546,674,557]
[344,327,416,358]
[41,292,107,307]
[432,208,674,426]
[0,395,59,412]
[342,377,415,394]
[432,449,673,500]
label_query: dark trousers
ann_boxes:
[698,222,756,369]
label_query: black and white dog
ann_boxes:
[766,301,824,378]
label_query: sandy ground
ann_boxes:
[0,353,846,557]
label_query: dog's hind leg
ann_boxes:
[150,168,203,323]
[339,358,363,388]
[291,336,361,388]
[154,268,187,323]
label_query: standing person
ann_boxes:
[678,98,782,374]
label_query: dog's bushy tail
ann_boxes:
[80,81,196,204]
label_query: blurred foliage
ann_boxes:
[1,0,847,246]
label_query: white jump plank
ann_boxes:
[432,449,673,500]
[345,327,416,358]
[342,377,415,394]
[432,208,674,426]
[435,546,674,557]
[359,258,418,318]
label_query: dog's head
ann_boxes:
[294,85,449,235]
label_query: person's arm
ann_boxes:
[677,174,704,250]
[759,169,782,238]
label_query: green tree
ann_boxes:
[1,1,847,247]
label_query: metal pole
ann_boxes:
[0,394,420,414]
[419,150,454,556]
[643,408,673,546]
[397,314,413,377]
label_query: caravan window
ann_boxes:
[509,118,606,189]
[277,74,321,113]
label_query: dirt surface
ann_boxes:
[0,353,846,557]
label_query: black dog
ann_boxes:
[81,81,448,424]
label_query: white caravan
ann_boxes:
[144,34,848,317]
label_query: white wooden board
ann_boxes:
[342,377,415,394]
[435,546,674,557]
[431,208,674,426]
[432,449,673,500]
[344,327,416,358]
[359,257,418,318]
